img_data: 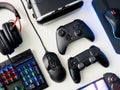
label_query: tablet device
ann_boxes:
[28,0,83,24]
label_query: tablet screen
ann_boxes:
[31,0,79,16]
[78,78,109,90]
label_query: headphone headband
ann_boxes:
[0,2,21,19]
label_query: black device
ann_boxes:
[78,73,120,90]
[92,0,120,54]
[0,49,48,90]
[104,8,120,39]
[56,19,95,55]
[0,2,22,55]
[68,46,109,83]
[43,52,66,82]
[20,0,66,83]
[26,0,84,24]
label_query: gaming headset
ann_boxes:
[0,2,23,55]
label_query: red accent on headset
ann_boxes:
[0,2,22,32]
[0,2,16,9]
[12,17,22,32]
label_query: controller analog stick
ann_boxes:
[108,76,117,83]
[77,63,84,70]
[58,29,65,37]
[74,29,81,36]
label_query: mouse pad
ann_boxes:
[92,0,120,54]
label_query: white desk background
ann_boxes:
[0,0,120,90]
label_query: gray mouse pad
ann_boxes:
[92,0,120,54]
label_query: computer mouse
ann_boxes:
[43,52,66,82]
[104,8,120,39]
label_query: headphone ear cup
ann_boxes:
[2,22,17,48]
[0,30,14,55]
[2,22,23,48]
[9,22,23,46]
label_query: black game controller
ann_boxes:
[104,73,120,90]
[68,46,109,83]
[56,19,95,55]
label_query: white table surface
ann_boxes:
[0,0,120,90]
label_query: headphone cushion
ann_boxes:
[10,23,23,47]
[2,23,15,47]
[2,22,22,48]
[0,30,14,55]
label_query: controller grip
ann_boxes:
[57,43,68,55]
[69,68,81,83]
[57,40,68,55]
[84,29,95,41]
[97,52,109,67]
[83,23,95,41]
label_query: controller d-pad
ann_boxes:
[65,34,71,41]
[71,61,79,69]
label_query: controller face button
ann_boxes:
[58,30,66,37]
[72,61,78,69]
[65,34,71,41]
[71,36,76,40]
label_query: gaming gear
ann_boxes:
[20,0,66,83]
[0,49,48,90]
[27,0,84,24]
[43,52,66,82]
[78,73,120,90]
[0,2,22,55]
[104,8,120,39]
[56,19,95,55]
[92,0,120,54]
[104,73,120,90]
[68,46,109,83]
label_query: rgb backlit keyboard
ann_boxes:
[0,49,48,90]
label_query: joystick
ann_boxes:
[104,73,120,90]
[56,19,95,55]
[68,46,109,83]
